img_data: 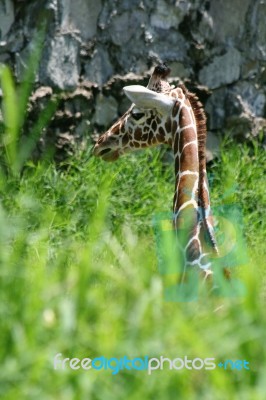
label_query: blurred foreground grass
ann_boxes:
[0,138,265,399]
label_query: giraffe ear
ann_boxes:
[123,85,175,115]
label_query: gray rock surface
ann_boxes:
[0,0,14,39]
[59,0,102,40]
[205,88,227,131]
[84,47,114,86]
[199,48,241,89]
[93,94,118,127]
[247,0,266,61]
[151,0,190,30]
[109,10,147,46]
[209,0,250,45]
[40,34,80,90]
[0,0,265,160]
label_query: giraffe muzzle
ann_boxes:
[98,148,112,156]
[93,144,120,161]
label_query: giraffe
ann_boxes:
[93,64,221,281]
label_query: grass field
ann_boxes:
[0,130,265,398]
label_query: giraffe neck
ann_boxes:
[171,88,217,271]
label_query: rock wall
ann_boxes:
[0,0,266,159]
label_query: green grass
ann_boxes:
[0,136,266,399]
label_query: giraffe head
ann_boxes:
[93,65,179,161]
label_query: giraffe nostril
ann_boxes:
[99,148,112,155]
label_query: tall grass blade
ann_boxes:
[0,65,19,175]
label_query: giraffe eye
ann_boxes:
[131,111,145,121]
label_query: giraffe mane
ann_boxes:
[178,84,207,159]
